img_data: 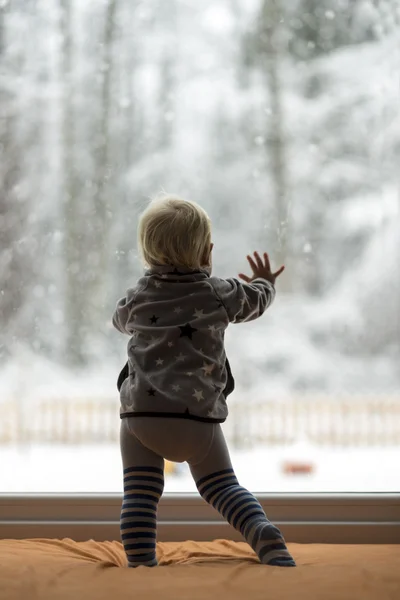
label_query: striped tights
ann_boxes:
[121,465,295,567]
[120,466,164,567]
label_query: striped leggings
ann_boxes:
[120,418,295,567]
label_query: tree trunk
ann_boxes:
[259,0,290,286]
[59,0,85,366]
[158,52,175,150]
[112,2,141,294]
[0,5,30,351]
[87,0,118,323]
[157,2,177,151]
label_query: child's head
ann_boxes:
[138,193,212,270]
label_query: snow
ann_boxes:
[1,442,398,493]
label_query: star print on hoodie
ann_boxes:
[113,264,275,423]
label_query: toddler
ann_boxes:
[112,194,295,568]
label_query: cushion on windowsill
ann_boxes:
[0,538,399,600]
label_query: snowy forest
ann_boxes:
[1,0,399,402]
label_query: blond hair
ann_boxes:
[138,194,212,269]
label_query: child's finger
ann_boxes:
[253,251,263,270]
[239,273,251,282]
[263,252,271,270]
[273,266,285,278]
[246,254,258,273]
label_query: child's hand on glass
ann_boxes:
[239,251,284,286]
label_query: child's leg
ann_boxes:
[189,425,296,567]
[120,419,164,567]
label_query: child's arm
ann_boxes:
[112,287,137,334]
[211,251,284,324]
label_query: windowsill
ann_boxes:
[1,493,399,543]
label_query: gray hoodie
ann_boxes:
[112,265,275,423]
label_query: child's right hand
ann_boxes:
[238,251,284,286]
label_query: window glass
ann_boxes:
[1,0,399,493]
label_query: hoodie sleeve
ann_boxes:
[112,287,137,335]
[209,276,275,324]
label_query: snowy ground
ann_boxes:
[1,443,398,493]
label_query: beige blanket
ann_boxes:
[0,538,399,600]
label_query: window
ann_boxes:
[1,0,399,501]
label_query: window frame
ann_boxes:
[1,493,399,543]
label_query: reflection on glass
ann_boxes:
[0,0,399,493]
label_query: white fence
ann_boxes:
[1,395,399,447]
[223,396,400,447]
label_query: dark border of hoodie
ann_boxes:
[120,411,225,424]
